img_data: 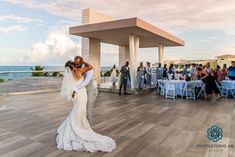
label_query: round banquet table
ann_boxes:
[161,80,204,96]
[221,80,235,89]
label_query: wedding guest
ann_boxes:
[156,63,163,80]
[182,64,189,79]
[110,64,119,87]
[190,63,196,78]
[146,62,152,87]
[212,65,220,82]
[137,62,146,91]
[119,61,130,95]
[162,64,168,79]
[227,61,235,80]
[167,64,176,79]
[223,63,227,70]
[218,66,227,83]
[205,62,212,74]
[197,67,222,100]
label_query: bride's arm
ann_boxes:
[79,62,93,74]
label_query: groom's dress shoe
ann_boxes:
[124,93,130,95]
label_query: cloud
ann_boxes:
[26,31,81,65]
[0,56,7,65]
[0,25,28,33]
[3,0,81,19]
[0,15,43,23]
[3,0,235,64]
[4,0,235,33]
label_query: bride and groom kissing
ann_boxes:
[56,56,116,153]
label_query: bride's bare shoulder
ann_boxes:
[72,69,83,80]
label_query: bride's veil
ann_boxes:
[60,67,76,101]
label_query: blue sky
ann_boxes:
[0,0,235,66]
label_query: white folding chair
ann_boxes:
[165,82,176,99]
[196,84,207,99]
[182,81,196,100]
[215,81,223,95]
[220,82,235,98]
[158,80,165,96]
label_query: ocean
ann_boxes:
[0,66,111,80]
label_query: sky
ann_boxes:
[0,0,235,66]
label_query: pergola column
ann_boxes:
[158,44,164,64]
[119,45,130,67]
[129,34,139,89]
[88,38,101,85]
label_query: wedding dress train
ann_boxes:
[56,76,116,153]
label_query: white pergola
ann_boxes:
[69,17,184,89]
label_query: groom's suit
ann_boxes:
[74,69,98,126]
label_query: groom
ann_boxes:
[73,56,98,127]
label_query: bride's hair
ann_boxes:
[65,60,75,70]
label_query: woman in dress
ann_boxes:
[57,60,116,153]
[197,67,222,100]
[137,62,146,91]
[110,64,119,87]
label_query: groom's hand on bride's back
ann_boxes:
[72,91,76,98]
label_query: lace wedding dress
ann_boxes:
[56,68,116,153]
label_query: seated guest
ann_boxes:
[156,63,163,80]
[197,67,222,100]
[218,66,227,83]
[212,65,220,82]
[227,61,235,80]
[145,62,152,87]
[162,64,168,79]
[137,62,146,91]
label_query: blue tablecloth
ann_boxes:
[161,80,203,96]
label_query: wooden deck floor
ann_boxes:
[0,92,235,157]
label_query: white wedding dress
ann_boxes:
[56,68,116,153]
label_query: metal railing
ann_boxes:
[0,70,65,80]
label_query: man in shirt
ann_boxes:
[119,61,130,95]
[227,61,235,80]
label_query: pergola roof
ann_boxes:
[69,17,185,48]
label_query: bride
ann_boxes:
[56,60,116,153]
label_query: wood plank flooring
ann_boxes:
[0,92,234,157]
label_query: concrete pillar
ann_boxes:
[81,9,114,85]
[119,45,130,67]
[158,44,164,64]
[89,38,101,84]
[134,36,140,67]
[129,34,139,89]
